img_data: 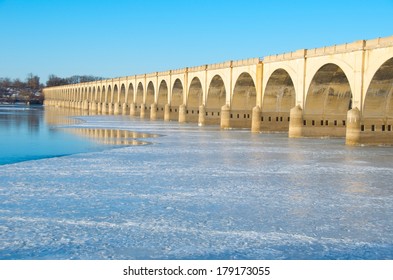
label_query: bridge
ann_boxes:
[43,35,393,145]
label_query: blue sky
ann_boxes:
[0,0,392,83]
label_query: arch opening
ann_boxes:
[157,80,168,119]
[127,83,134,105]
[263,69,295,131]
[304,63,352,137]
[363,57,393,136]
[136,82,144,114]
[120,84,126,104]
[170,79,183,120]
[187,77,203,122]
[231,72,256,128]
[145,81,155,117]
[206,75,226,125]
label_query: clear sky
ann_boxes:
[1,0,392,83]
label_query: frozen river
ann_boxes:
[1,112,393,259]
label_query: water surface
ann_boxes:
[0,111,392,260]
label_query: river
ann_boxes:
[0,105,392,259]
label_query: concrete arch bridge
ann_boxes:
[44,35,393,145]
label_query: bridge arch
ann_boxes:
[186,77,203,122]
[113,84,119,103]
[136,82,144,114]
[145,81,155,117]
[206,74,226,124]
[127,83,134,104]
[230,72,256,128]
[102,86,106,103]
[304,63,352,137]
[363,57,393,120]
[119,84,126,104]
[262,68,295,130]
[170,79,183,120]
[157,80,168,119]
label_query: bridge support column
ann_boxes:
[179,105,187,123]
[150,103,157,120]
[83,100,89,110]
[102,102,108,114]
[164,104,171,121]
[130,103,136,116]
[220,104,230,129]
[91,102,97,114]
[345,107,361,145]
[251,106,262,133]
[108,103,114,115]
[122,103,129,115]
[140,103,146,118]
[114,102,120,115]
[288,105,303,138]
[198,105,206,126]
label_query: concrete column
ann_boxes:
[220,104,231,129]
[108,103,114,115]
[102,102,108,114]
[91,102,97,113]
[130,103,136,116]
[251,106,262,133]
[83,100,89,110]
[288,105,303,138]
[164,104,171,121]
[122,103,128,115]
[198,105,206,126]
[140,103,146,118]
[179,104,187,123]
[150,103,157,120]
[114,102,120,115]
[97,102,102,114]
[345,107,361,146]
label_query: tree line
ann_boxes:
[46,75,106,87]
[0,74,105,104]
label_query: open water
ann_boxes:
[0,105,393,259]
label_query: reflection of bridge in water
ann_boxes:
[44,35,393,145]
[44,107,160,146]
[64,128,158,146]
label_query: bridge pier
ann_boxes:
[164,104,170,121]
[179,105,187,123]
[83,100,89,110]
[198,105,206,126]
[108,103,114,115]
[251,106,262,133]
[220,104,231,129]
[113,102,120,115]
[288,105,303,138]
[140,103,146,118]
[150,103,157,120]
[102,103,108,114]
[90,102,97,114]
[345,108,361,145]
[122,103,129,115]
[130,103,136,116]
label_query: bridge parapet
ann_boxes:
[365,35,393,49]
[136,74,145,79]
[188,65,207,72]
[207,61,232,70]
[145,72,157,78]
[232,57,260,67]
[157,70,171,76]
[264,49,306,63]
[307,40,365,57]
[172,68,187,74]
